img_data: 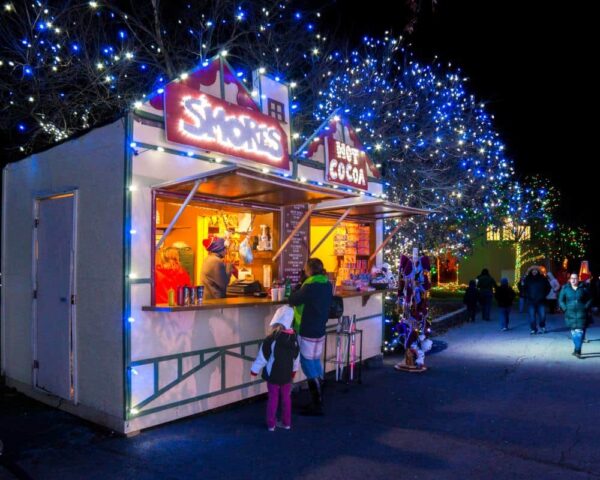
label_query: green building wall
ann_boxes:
[458,236,517,285]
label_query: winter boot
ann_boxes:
[300,378,324,416]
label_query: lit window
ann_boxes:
[486,226,501,241]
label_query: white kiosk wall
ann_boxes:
[1,120,126,430]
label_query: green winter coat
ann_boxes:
[558,284,592,329]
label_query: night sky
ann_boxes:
[320,0,596,269]
[1,1,594,268]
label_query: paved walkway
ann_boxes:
[1,310,599,480]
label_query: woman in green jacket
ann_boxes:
[558,273,593,358]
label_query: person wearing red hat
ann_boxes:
[200,236,235,299]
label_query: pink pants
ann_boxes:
[266,382,292,429]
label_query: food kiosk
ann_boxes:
[1,57,428,433]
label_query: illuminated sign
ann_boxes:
[326,137,368,190]
[165,82,289,170]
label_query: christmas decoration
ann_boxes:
[385,249,433,370]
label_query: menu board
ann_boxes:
[280,204,310,286]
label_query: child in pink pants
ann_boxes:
[251,306,300,431]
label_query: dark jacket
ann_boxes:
[288,281,333,338]
[524,274,551,304]
[251,330,300,385]
[517,280,526,298]
[495,285,516,308]
[200,253,232,299]
[463,286,479,309]
[477,274,497,294]
[558,284,592,329]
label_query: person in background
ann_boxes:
[517,275,527,313]
[524,266,551,334]
[251,306,300,431]
[155,247,191,304]
[200,236,236,299]
[546,272,561,314]
[463,280,479,322]
[495,278,516,331]
[582,274,594,343]
[477,268,497,321]
[288,258,333,416]
[558,272,593,358]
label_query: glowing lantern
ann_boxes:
[579,261,591,282]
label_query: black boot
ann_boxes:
[300,379,324,416]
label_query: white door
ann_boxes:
[34,193,77,401]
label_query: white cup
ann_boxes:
[276,287,285,302]
[271,288,278,301]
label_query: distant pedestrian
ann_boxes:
[558,273,592,358]
[476,268,497,321]
[517,275,526,313]
[463,280,479,322]
[495,278,516,331]
[546,272,561,313]
[251,306,300,431]
[524,266,551,334]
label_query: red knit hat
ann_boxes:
[202,236,226,253]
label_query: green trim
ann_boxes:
[298,158,324,170]
[222,57,256,99]
[123,113,134,421]
[131,338,262,366]
[132,109,164,124]
[134,141,227,164]
[130,339,263,416]
[294,109,340,158]
[218,57,226,100]
[133,379,264,418]
[129,311,383,418]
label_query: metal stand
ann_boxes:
[323,315,363,384]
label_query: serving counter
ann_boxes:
[127,286,389,431]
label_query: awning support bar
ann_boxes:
[272,204,315,262]
[155,179,201,250]
[309,207,352,257]
[368,219,407,265]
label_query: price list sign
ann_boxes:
[280,204,310,286]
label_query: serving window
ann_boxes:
[310,216,375,285]
[152,192,280,305]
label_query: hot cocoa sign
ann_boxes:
[326,136,368,191]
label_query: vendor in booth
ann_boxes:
[200,236,236,299]
[155,247,192,304]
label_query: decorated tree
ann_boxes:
[310,37,514,269]
[493,175,587,281]
[0,0,336,159]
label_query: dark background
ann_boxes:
[318,0,596,270]
[1,1,594,269]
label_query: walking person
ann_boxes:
[524,266,551,334]
[463,280,479,322]
[546,272,561,314]
[288,258,333,416]
[517,275,526,313]
[495,278,516,331]
[251,306,300,431]
[476,268,497,321]
[558,273,593,358]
